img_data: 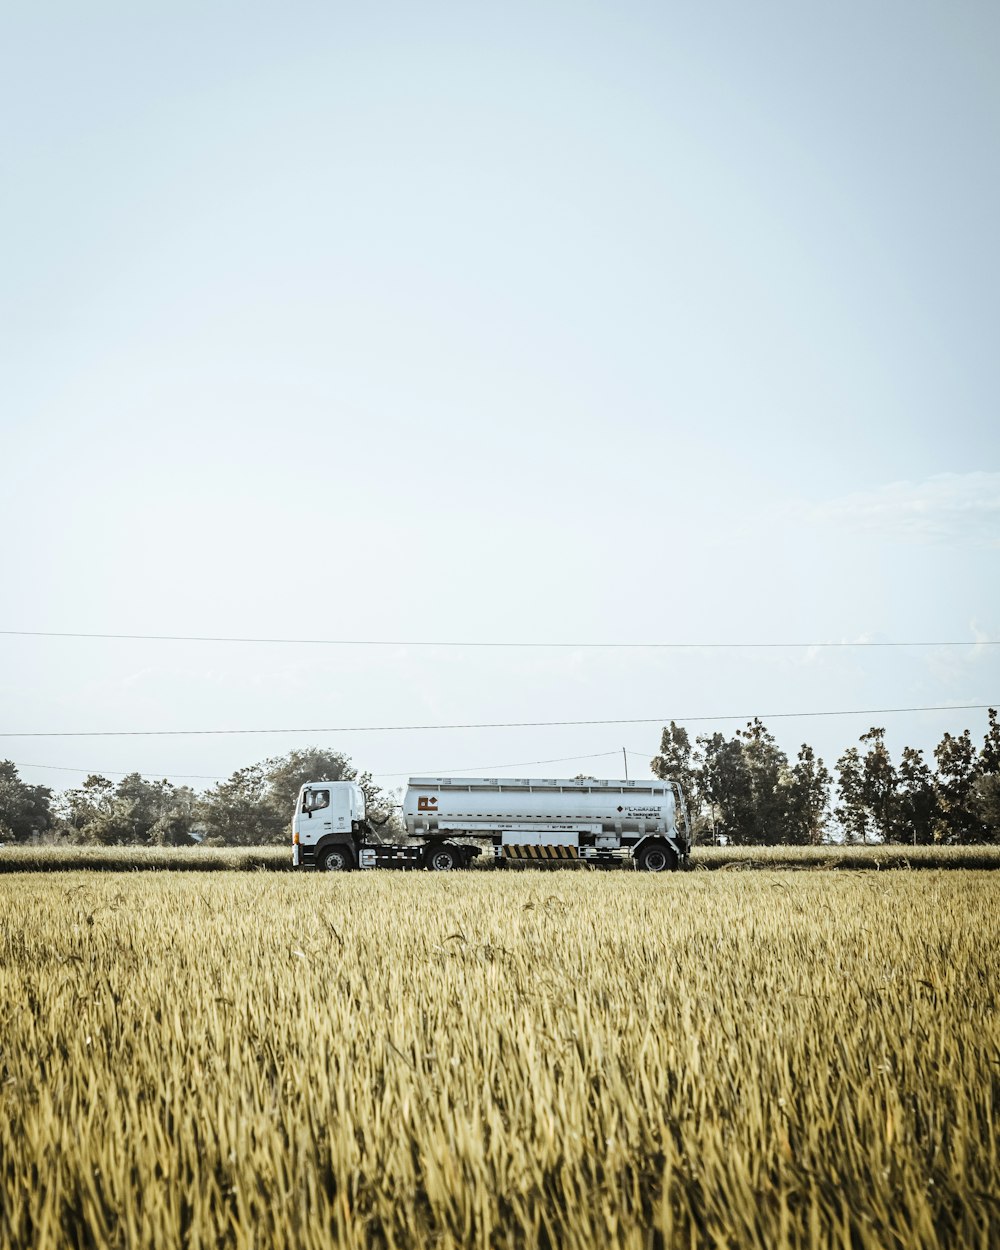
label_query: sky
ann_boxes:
[2,0,998,800]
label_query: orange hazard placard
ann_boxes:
[417,796,438,812]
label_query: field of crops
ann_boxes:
[2,872,997,1249]
[4,842,1000,873]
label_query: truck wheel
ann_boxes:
[426,845,459,871]
[635,842,677,873]
[318,845,354,872]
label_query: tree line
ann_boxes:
[2,714,999,846]
[650,710,1000,844]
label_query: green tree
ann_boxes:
[696,731,751,844]
[979,708,1000,775]
[264,747,391,824]
[200,763,278,845]
[693,722,797,845]
[858,728,897,844]
[896,747,938,845]
[147,783,199,845]
[59,773,196,845]
[835,728,899,844]
[834,746,869,843]
[972,709,1000,842]
[971,774,1000,840]
[736,719,791,844]
[934,729,980,843]
[783,744,831,845]
[60,775,116,841]
[199,748,396,845]
[0,761,53,842]
[650,722,702,833]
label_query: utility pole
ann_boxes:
[622,747,628,781]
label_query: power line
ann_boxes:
[2,703,995,739]
[370,751,624,779]
[10,750,625,783]
[1,629,998,649]
[11,762,225,781]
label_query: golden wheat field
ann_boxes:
[1,872,997,1250]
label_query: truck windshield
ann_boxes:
[302,789,330,813]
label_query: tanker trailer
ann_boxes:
[403,776,689,870]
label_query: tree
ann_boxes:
[689,722,799,845]
[650,722,705,840]
[980,708,1000,775]
[60,775,116,841]
[835,747,869,843]
[264,747,390,823]
[971,774,1000,840]
[199,748,398,845]
[896,747,938,845]
[934,729,980,843]
[835,729,899,844]
[148,784,199,845]
[0,762,53,842]
[859,728,897,844]
[736,719,791,844]
[972,709,1000,842]
[58,773,197,845]
[697,731,751,844]
[200,763,278,845]
[783,745,831,845]
[650,723,701,827]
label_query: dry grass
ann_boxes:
[692,843,1000,871]
[1,872,997,1249]
[3,842,999,874]
[0,844,291,872]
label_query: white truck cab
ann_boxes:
[292,781,366,869]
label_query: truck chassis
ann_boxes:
[300,835,680,872]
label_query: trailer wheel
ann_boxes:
[318,845,354,872]
[635,841,677,873]
[425,845,459,872]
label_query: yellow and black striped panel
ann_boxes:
[503,844,579,860]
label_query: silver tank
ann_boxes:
[402,776,681,838]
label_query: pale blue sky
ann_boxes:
[2,1,998,794]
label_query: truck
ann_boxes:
[292,775,690,871]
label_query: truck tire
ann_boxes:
[635,841,677,873]
[425,845,459,872]
[318,845,354,872]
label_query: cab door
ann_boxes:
[300,786,334,844]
